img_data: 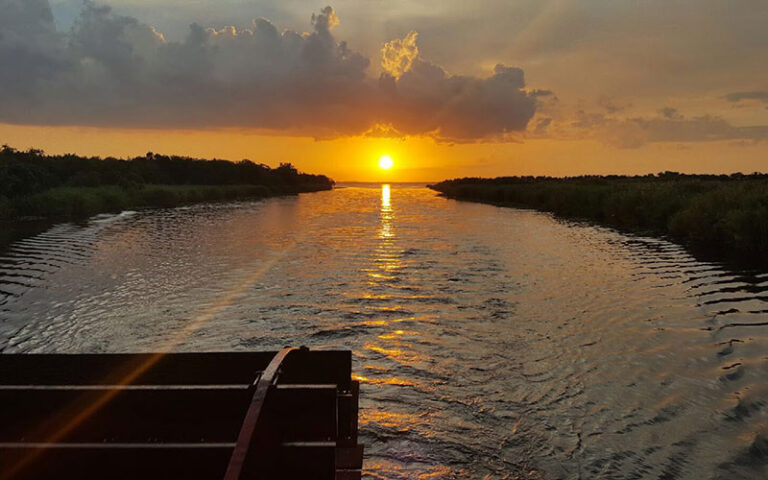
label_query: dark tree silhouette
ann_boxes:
[0,144,334,220]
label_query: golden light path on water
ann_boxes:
[1,185,767,479]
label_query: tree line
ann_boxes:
[0,145,333,198]
[0,145,334,219]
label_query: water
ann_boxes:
[1,185,767,479]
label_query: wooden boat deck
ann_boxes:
[0,348,362,479]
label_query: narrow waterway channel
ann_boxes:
[1,185,766,479]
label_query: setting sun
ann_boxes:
[378,155,394,170]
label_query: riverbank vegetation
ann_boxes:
[429,173,768,266]
[0,145,333,220]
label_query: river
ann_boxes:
[1,184,767,479]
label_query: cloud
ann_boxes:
[725,91,768,103]
[533,117,552,135]
[604,113,768,149]
[530,89,554,98]
[597,95,627,114]
[0,1,541,142]
[659,107,682,120]
[378,60,536,142]
[311,6,339,32]
[1,1,373,135]
[381,31,419,79]
[537,96,768,148]
[0,0,66,96]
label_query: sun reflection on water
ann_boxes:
[379,184,393,239]
[352,373,415,386]
[359,409,422,430]
[363,184,431,373]
[367,184,401,284]
[381,183,391,209]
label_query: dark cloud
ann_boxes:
[605,113,768,148]
[597,95,627,114]
[0,1,540,142]
[0,1,373,135]
[533,117,552,135]
[659,107,682,120]
[530,89,554,98]
[378,62,536,141]
[543,102,768,148]
[725,91,768,103]
[0,0,66,96]
[571,110,607,129]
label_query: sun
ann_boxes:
[378,154,394,170]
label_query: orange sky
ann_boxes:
[2,123,766,183]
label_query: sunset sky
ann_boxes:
[1,0,766,181]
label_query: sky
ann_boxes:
[0,0,766,181]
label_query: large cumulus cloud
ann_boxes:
[0,1,539,142]
[378,34,536,141]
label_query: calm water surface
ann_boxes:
[1,185,767,479]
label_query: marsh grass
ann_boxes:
[430,174,768,266]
